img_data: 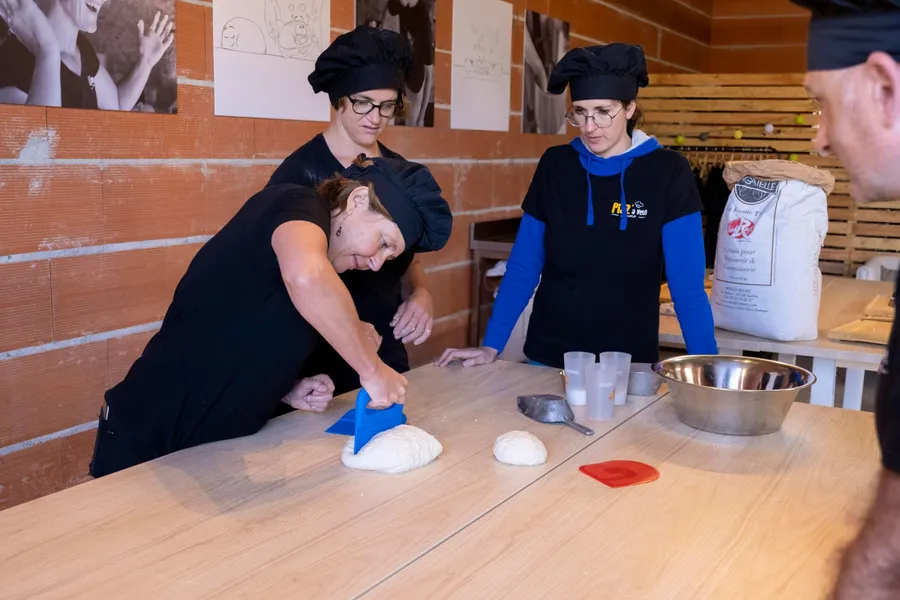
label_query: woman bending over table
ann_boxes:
[90,157,451,477]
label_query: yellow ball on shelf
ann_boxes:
[789,153,800,162]
[733,129,743,140]
[795,115,806,125]
[675,134,685,145]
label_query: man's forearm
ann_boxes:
[833,469,900,600]
[401,256,429,299]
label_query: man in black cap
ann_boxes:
[267,25,438,401]
[791,1,900,597]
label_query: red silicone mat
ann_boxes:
[579,460,660,488]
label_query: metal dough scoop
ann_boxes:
[517,394,594,436]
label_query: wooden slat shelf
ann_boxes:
[648,73,807,86]
[641,85,810,99]
[644,112,820,126]
[641,98,818,113]
[656,137,813,152]
[642,73,900,276]
[648,124,811,140]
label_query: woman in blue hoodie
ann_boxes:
[437,43,717,369]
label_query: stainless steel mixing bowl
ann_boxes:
[653,355,817,436]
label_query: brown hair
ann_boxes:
[316,156,392,219]
[619,99,644,136]
[331,93,408,120]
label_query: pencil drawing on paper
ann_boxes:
[216,0,325,60]
[454,20,508,81]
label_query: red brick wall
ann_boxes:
[0,0,711,510]
[711,0,808,73]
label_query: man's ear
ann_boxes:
[864,51,900,130]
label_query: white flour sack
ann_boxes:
[712,160,835,341]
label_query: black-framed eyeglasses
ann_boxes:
[565,105,624,129]
[349,96,401,118]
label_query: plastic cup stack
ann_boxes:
[599,351,632,406]
[563,351,595,406]
[586,361,617,421]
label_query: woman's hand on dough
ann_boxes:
[435,347,498,368]
[360,363,408,408]
[391,288,434,346]
[282,374,335,412]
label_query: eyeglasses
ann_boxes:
[348,96,401,118]
[565,106,624,129]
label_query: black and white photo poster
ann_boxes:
[356,0,435,128]
[523,10,568,135]
[0,0,177,112]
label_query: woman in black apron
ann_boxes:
[267,26,435,398]
[89,157,452,477]
[438,44,717,370]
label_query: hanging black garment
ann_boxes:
[702,166,730,269]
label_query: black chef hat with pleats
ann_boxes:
[790,0,900,70]
[343,157,452,254]
[308,26,413,103]
[547,43,649,101]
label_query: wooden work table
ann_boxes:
[0,362,656,600]
[366,397,880,600]
[0,363,880,599]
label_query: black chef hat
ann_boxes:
[547,43,649,101]
[308,26,413,103]
[790,0,900,70]
[343,157,452,253]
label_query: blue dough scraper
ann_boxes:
[325,389,407,454]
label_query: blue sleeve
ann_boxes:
[482,214,546,354]
[662,212,719,355]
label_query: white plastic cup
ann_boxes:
[563,351,595,406]
[586,362,617,421]
[599,351,632,406]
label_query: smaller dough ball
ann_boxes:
[342,425,442,474]
[493,431,547,466]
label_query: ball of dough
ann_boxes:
[493,431,547,466]
[341,425,442,474]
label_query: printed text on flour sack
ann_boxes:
[711,171,828,342]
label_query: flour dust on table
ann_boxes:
[493,431,547,466]
[341,425,442,474]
